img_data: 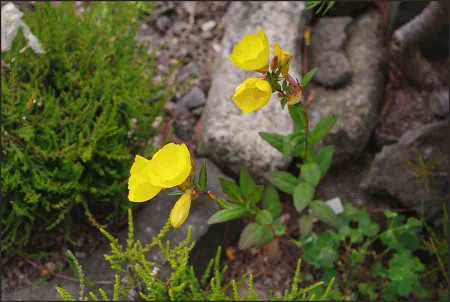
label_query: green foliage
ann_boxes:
[211,68,339,248]
[57,210,332,301]
[1,2,169,252]
[300,203,438,300]
[306,0,336,16]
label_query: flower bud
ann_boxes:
[270,56,278,72]
[170,191,192,228]
[273,44,293,78]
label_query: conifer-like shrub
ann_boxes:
[57,210,333,301]
[1,2,167,252]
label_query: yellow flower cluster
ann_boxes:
[229,29,302,113]
[128,143,193,228]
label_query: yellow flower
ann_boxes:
[229,30,270,71]
[232,78,272,113]
[273,44,293,77]
[170,191,192,228]
[128,143,192,202]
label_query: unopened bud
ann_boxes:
[170,191,192,228]
[270,56,278,72]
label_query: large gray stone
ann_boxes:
[361,122,449,221]
[4,158,226,301]
[310,17,353,88]
[197,2,306,178]
[308,10,387,163]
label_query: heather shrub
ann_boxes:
[1,2,168,252]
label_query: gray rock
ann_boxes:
[313,51,352,88]
[429,88,449,118]
[310,17,353,50]
[361,122,449,221]
[310,17,353,88]
[308,10,387,163]
[174,118,195,141]
[197,2,307,178]
[4,158,227,301]
[155,15,171,32]
[175,86,206,114]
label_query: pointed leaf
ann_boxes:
[240,168,256,199]
[301,67,318,87]
[259,132,284,153]
[310,115,338,143]
[219,177,243,203]
[248,185,264,206]
[313,146,334,176]
[198,160,207,191]
[207,207,252,224]
[262,185,282,219]
[310,200,340,228]
[300,162,322,186]
[265,171,298,194]
[238,223,274,249]
[293,182,315,212]
[256,210,273,225]
[288,103,307,130]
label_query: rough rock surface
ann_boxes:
[361,122,449,220]
[4,158,226,301]
[197,1,306,178]
[310,17,353,88]
[308,10,387,163]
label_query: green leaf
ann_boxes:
[272,218,286,235]
[283,132,306,158]
[240,168,256,197]
[313,146,334,176]
[238,223,274,249]
[207,207,252,224]
[301,67,318,87]
[310,115,338,143]
[198,160,207,191]
[217,198,242,210]
[299,214,314,237]
[288,103,307,130]
[259,132,284,153]
[310,200,340,228]
[256,210,273,225]
[281,97,288,109]
[265,171,298,194]
[293,182,315,212]
[262,185,282,219]
[219,177,243,203]
[248,185,264,206]
[300,162,322,186]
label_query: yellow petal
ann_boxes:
[229,30,270,71]
[232,78,272,113]
[147,143,192,188]
[128,155,162,202]
[170,191,192,228]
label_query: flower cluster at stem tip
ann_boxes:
[128,143,193,228]
[229,29,303,113]
[128,30,305,229]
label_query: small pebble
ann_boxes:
[155,15,171,32]
[201,20,217,32]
